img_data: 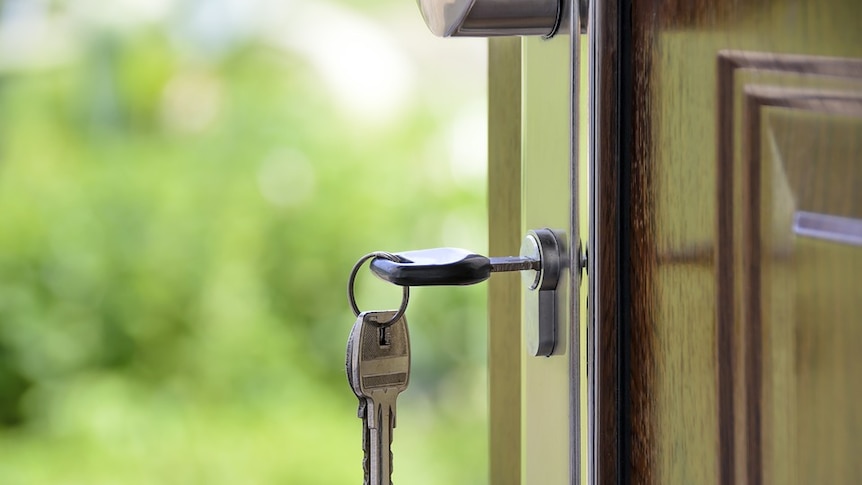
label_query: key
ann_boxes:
[346,317,372,483]
[346,311,410,485]
[346,310,411,485]
[364,228,570,357]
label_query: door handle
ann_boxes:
[417,0,566,37]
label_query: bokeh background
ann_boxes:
[0,0,488,483]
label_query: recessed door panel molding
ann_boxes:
[716,51,862,484]
[749,89,862,485]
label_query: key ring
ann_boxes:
[348,251,410,327]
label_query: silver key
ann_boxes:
[346,315,372,483]
[346,310,411,485]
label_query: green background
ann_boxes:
[0,0,488,483]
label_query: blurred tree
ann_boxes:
[0,0,488,483]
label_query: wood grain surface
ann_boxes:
[591,0,622,482]
[620,0,862,483]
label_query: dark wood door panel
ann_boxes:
[621,1,862,483]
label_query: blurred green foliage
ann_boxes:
[0,1,488,483]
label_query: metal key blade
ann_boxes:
[347,315,371,484]
[359,400,371,485]
[368,394,395,485]
[352,311,410,485]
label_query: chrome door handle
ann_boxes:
[417,0,566,37]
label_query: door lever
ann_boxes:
[417,0,566,38]
[369,228,566,356]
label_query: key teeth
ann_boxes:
[363,429,370,484]
[360,403,370,485]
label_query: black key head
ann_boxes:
[369,248,492,286]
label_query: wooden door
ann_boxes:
[592,0,862,483]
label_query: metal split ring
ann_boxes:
[347,251,410,327]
